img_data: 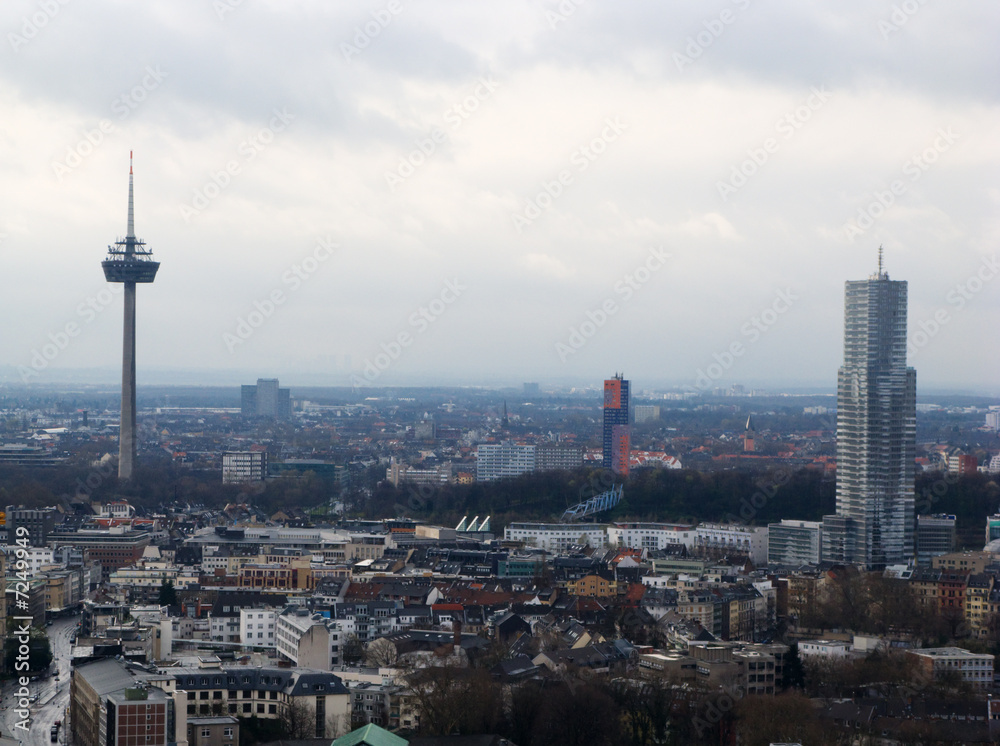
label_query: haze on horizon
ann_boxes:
[1,1,998,395]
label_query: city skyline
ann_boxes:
[1,3,998,393]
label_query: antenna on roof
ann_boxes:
[878,245,883,276]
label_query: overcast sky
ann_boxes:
[1,1,998,394]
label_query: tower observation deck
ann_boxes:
[103,152,159,480]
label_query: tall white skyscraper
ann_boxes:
[823,253,916,569]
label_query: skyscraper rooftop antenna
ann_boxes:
[871,245,888,281]
[127,150,135,241]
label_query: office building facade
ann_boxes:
[603,375,630,476]
[915,514,956,566]
[241,378,291,420]
[222,451,268,484]
[823,259,916,570]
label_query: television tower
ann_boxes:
[102,153,159,480]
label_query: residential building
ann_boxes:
[385,458,452,487]
[966,574,994,639]
[608,522,695,551]
[633,405,660,424]
[910,567,942,610]
[240,608,278,649]
[823,256,916,570]
[276,607,348,669]
[503,522,609,552]
[70,658,180,746]
[187,717,239,746]
[948,454,978,475]
[693,523,768,564]
[602,374,630,476]
[767,520,823,566]
[169,661,349,739]
[535,443,584,472]
[475,441,535,481]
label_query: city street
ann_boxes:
[1,617,76,746]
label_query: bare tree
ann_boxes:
[365,637,399,668]
[281,698,315,740]
[342,633,365,665]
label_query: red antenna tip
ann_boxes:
[130,151,133,174]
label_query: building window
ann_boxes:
[201,729,211,738]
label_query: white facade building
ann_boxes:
[767,519,823,566]
[608,522,695,551]
[503,522,608,552]
[798,639,852,660]
[693,523,768,564]
[240,608,278,649]
[476,442,535,482]
[907,647,995,692]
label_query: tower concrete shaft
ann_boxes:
[120,281,137,479]
[103,153,159,480]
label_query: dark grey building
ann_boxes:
[6,505,57,546]
[916,514,957,566]
[241,378,291,420]
[535,443,584,472]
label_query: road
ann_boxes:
[1,616,77,746]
